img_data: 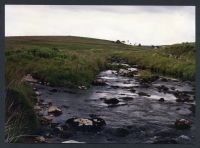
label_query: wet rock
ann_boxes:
[176,135,192,144]
[35,136,46,143]
[174,119,192,130]
[66,117,106,132]
[110,128,130,137]
[118,69,136,77]
[34,105,42,111]
[158,98,165,102]
[173,90,192,102]
[62,140,85,143]
[130,89,136,93]
[49,88,58,92]
[119,96,134,101]
[33,87,37,91]
[171,87,175,90]
[140,83,151,88]
[93,78,107,86]
[48,106,62,116]
[99,97,107,100]
[138,92,151,97]
[35,91,42,96]
[156,85,169,93]
[160,77,169,82]
[78,85,87,90]
[104,98,120,104]
[40,116,53,125]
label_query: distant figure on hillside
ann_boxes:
[138,43,141,47]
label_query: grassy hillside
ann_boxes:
[5,36,195,142]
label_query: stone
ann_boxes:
[158,98,165,102]
[174,119,192,130]
[66,117,106,132]
[104,98,120,104]
[35,91,41,96]
[48,106,62,116]
[119,97,134,101]
[93,78,107,86]
[156,85,169,93]
[40,116,53,125]
[34,105,42,111]
[35,136,46,143]
[138,92,151,97]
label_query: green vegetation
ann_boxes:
[5,36,195,142]
[138,70,159,83]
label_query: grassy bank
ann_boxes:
[5,36,195,142]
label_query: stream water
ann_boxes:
[33,63,195,144]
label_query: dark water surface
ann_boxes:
[34,66,195,144]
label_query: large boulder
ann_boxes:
[48,106,62,116]
[66,117,106,132]
[174,119,192,130]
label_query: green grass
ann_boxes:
[5,36,195,142]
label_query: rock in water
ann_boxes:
[158,98,165,102]
[138,92,151,97]
[174,119,192,129]
[48,106,62,116]
[104,98,120,104]
[35,136,46,143]
[66,117,106,132]
[93,78,107,86]
[39,116,53,125]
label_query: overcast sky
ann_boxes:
[5,5,195,45]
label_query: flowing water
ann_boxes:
[34,63,195,144]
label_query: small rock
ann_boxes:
[66,117,106,132]
[130,89,136,93]
[104,98,120,104]
[35,136,46,143]
[119,97,134,101]
[174,119,192,130]
[158,98,165,102]
[35,91,41,96]
[93,78,107,86]
[138,92,151,97]
[156,85,169,93]
[48,106,62,116]
[78,86,87,90]
[40,116,53,125]
[33,87,37,91]
[34,105,42,111]
[176,135,192,144]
